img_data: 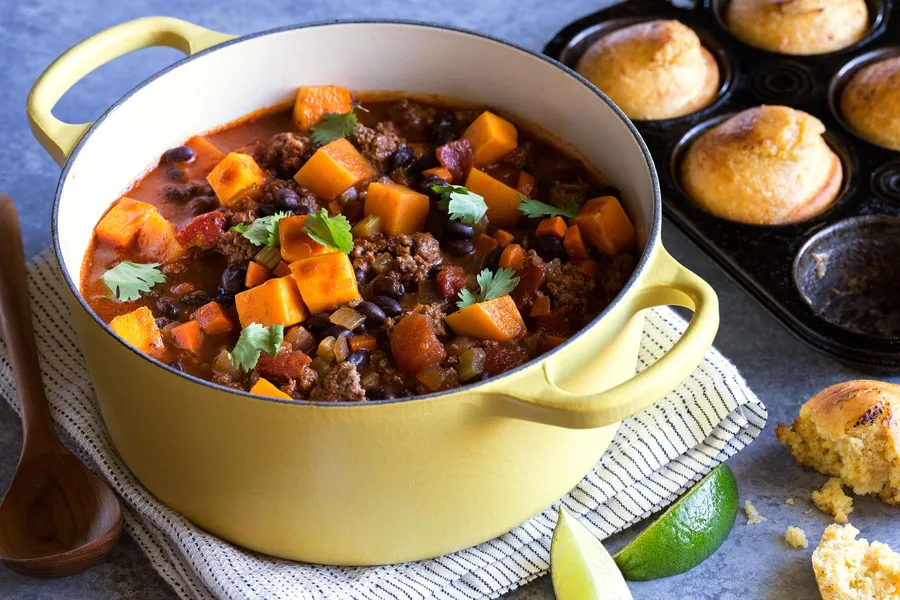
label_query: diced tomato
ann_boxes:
[436,265,468,299]
[257,349,312,381]
[511,257,547,313]
[175,211,226,250]
[484,343,530,376]
[537,306,572,335]
[435,138,474,183]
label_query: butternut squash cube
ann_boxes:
[94,197,156,248]
[169,320,203,353]
[364,182,430,235]
[573,196,637,256]
[184,135,225,177]
[294,138,375,200]
[464,169,522,227]
[137,210,186,264]
[292,86,354,130]
[235,275,309,329]
[250,377,292,399]
[445,295,525,342]
[289,252,359,313]
[108,306,165,358]
[279,215,335,263]
[206,152,266,208]
[191,301,234,335]
[463,111,518,167]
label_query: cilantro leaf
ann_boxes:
[302,208,354,253]
[456,268,520,310]
[102,261,165,302]
[431,184,488,226]
[228,323,284,372]
[517,194,579,219]
[232,212,291,247]
[310,112,359,145]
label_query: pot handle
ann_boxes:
[27,17,235,166]
[492,246,719,429]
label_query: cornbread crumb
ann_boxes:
[786,498,795,505]
[786,526,809,549]
[744,500,766,524]
[813,524,900,599]
[813,478,854,523]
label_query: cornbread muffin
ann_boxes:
[575,20,720,120]
[776,380,900,504]
[726,0,869,55]
[812,478,854,523]
[786,526,809,549]
[841,56,900,151]
[813,524,900,599]
[681,105,842,224]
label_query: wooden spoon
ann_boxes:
[0,194,122,577]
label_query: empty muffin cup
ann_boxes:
[794,216,900,339]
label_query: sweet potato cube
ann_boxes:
[516,171,536,197]
[289,252,359,314]
[169,320,203,353]
[364,182,430,235]
[292,86,354,130]
[499,244,525,270]
[250,377,292,400]
[191,302,234,335]
[184,135,225,177]
[422,167,453,182]
[464,169,522,227]
[245,261,272,288]
[563,224,589,260]
[573,196,637,256]
[137,210,186,263]
[474,233,499,255]
[94,197,156,248]
[279,215,335,263]
[462,111,518,167]
[390,313,446,373]
[445,295,525,342]
[536,216,567,239]
[494,229,514,247]
[108,306,165,358]
[294,138,375,200]
[235,275,309,329]
[206,152,266,208]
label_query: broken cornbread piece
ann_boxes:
[744,500,766,524]
[786,498,795,505]
[776,380,900,505]
[813,524,900,599]
[786,526,809,549]
[813,478,854,523]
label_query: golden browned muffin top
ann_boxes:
[800,379,900,437]
[841,56,900,151]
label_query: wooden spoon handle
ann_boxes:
[0,194,57,448]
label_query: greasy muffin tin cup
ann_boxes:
[545,0,900,371]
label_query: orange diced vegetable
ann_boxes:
[573,196,637,256]
[530,295,552,318]
[184,135,225,177]
[279,215,335,263]
[536,216,567,239]
[364,182,430,235]
[257,349,311,380]
[289,252,359,313]
[580,259,600,278]
[493,229,514,247]
[541,334,568,350]
[235,275,309,329]
[499,244,525,270]
[445,295,525,342]
[273,261,292,277]
[137,210,186,263]
[390,313,446,373]
[169,320,203,353]
[108,306,165,358]
[422,167,453,182]
[94,197,156,248]
[516,171,536,197]
[294,138,375,200]
[462,111,518,167]
[563,224,589,260]
[191,302,234,335]
[245,262,272,288]
[474,233,499,255]
[465,169,521,227]
[250,377,292,400]
[206,152,266,208]
[292,86,354,130]
[349,334,378,352]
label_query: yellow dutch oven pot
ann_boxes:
[27,18,719,565]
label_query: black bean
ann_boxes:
[355,301,386,328]
[414,152,440,173]
[354,268,368,288]
[445,221,475,240]
[345,350,369,370]
[168,360,185,372]
[324,325,353,340]
[181,290,211,306]
[256,203,278,217]
[482,247,504,271]
[307,312,332,331]
[190,196,219,216]
[445,239,475,256]
[425,211,446,239]
[536,236,566,261]
[220,266,246,294]
[162,145,194,163]
[166,167,187,183]
[373,276,404,298]
[273,187,300,211]
[155,296,181,320]
[339,186,358,204]
[294,204,312,215]
[214,292,236,305]
[373,295,402,318]
[420,175,448,199]
[366,386,395,400]
[353,323,367,335]
[154,317,170,330]
[430,110,456,145]
[391,145,416,171]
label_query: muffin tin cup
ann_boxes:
[545,0,900,371]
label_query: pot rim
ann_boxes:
[50,18,662,408]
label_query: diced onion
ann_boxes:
[329,307,366,331]
[284,326,316,354]
[445,336,475,357]
[317,336,336,363]
[212,348,238,377]
[351,214,383,239]
[372,253,393,274]
[333,333,350,363]
[309,357,330,377]
[416,365,449,391]
[458,348,485,382]
[360,371,380,389]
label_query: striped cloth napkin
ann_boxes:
[0,250,767,600]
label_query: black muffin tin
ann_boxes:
[544,0,900,372]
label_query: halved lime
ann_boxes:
[613,463,739,581]
[551,506,633,600]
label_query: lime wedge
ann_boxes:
[551,506,633,600]
[613,463,739,581]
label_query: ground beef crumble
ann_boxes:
[388,99,436,137]
[216,229,257,267]
[369,349,408,389]
[503,141,534,170]
[350,232,443,286]
[310,362,366,402]
[549,179,590,209]
[163,180,215,203]
[264,132,314,177]
[353,122,403,171]
[545,258,597,314]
